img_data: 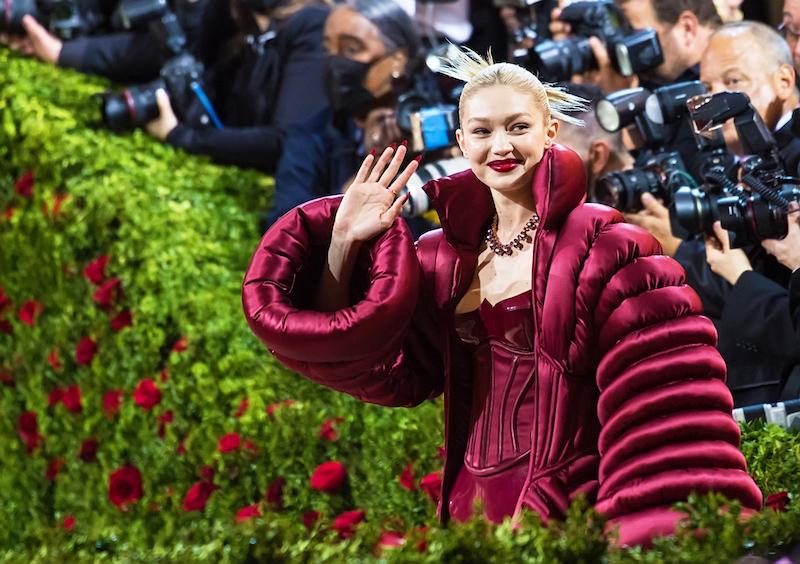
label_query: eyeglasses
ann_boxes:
[778,20,800,44]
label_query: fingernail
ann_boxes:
[389,142,397,150]
[369,148,376,157]
[401,139,408,148]
[415,154,423,163]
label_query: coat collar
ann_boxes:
[421,144,587,251]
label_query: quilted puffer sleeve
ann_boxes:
[589,220,762,547]
[242,195,444,407]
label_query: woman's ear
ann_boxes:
[545,120,559,146]
[456,128,467,157]
[390,49,408,79]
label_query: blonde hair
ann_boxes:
[436,46,588,127]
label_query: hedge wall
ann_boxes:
[1,50,800,562]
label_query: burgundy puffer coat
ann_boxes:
[243,144,762,546]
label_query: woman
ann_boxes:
[242,48,762,546]
[144,0,331,172]
[267,0,428,225]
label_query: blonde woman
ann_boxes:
[243,48,761,546]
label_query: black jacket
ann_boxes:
[165,4,330,172]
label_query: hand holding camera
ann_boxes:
[762,203,800,272]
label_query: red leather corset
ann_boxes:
[454,291,536,475]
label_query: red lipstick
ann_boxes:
[488,159,521,172]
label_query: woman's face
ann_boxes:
[456,85,558,195]
[323,7,407,97]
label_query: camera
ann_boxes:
[524,0,662,83]
[592,151,693,213]
[596,87,666,150]
[1,0,105,39]
[396,77,459,155]
[401,156,468,219]
[493,0,557,46]
[671,91,800,246]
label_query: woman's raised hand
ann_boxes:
[332,143,420,243]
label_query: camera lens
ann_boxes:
[3,0,39,32]
[672,187,718,236]
[531,37,595,83]
[100,81,162,132]
[593,169,659,212]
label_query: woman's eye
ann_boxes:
[511,123,529,131]
[472,128,489,135]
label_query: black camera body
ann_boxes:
[1,0,105,39]
[494,0,557,46]
[672,91,800,246]
[526,0,662,82]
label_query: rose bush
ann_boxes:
[1,50,800,562]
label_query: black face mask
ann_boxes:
[324,55,382,118]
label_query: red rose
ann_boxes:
[0,319,13,335]
[47,348,62,371]
[182,480,216,512]
[310,461,347,493]
[265,476,285,508]
[332,509,366,539]
[419,471,442,505]
[302,511,320,530]
[399,462,416,491]
[159,369,169,383]
[235,504,261,523]
[376,530,405,551]
[157,410,174,438]
[17,411,42,453]
[133,378,161,410]
[243,438,258,453]
[766,491,790,512]
[93,278,121,310]
[414,526,429,553]
[79,438,99,462]
[177,440,186,455]
[318,417,345,441]
[18,300,44,326]
[75,337,98,366]
[110,309,133,332]
[83,255,109,285]
[0,287,11,315]
[103,389,123,418]
[172,336,188,353]
[199,465,215,483]
[437,446,445,460]
[108,465,143,509]
[61,385,82,413]
[0,369,14,387]
[234,397,249,418]
[63,515,76,532]
[15,171,34,198]
[46,457,65,481]
[218,432,241,453]
[48,388,64,407]
[266,399,295,418]
[2,207,15,221]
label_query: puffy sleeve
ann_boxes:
[242,195,445,407]
[588,220,763,547]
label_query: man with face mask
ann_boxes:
[630,21,800,406]
[266,0,428,227]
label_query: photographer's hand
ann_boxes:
[624,193,682,257]
[20,15,62,64]
[762,203,800,272]
[704,221,753,285]
[580,36,638,94]
[145,89,179,141]
[361,107,402,156]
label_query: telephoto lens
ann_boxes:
[592,168,660,212]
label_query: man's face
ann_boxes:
[700,32,785,151]
[782,0,800,72]
[618,0,684,82]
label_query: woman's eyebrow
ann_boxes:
[467,112,532,125]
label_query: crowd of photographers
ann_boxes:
[2,0,800,425]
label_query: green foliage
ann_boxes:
[1,50,800,562]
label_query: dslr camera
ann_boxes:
[493,0,557,46]
[1,0,105,39]
[524,0,662,83]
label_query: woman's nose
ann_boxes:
[491,131,513,154]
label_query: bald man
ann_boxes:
[700,21,800,169]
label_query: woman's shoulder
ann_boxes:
[279,4,330,38]
[561,202,664,259]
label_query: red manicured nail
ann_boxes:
[415,154,423,163]
[401,139,408,147]
[390,142,397,150]
[369,148,376,157]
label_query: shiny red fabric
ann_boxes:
[242,144,762,547]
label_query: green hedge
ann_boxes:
[1,50,799,562]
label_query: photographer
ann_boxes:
[142,0,330,173]
[781,0,800,75]
[556,0,721,93]
[267,0,427,225]
[2,0,209,84]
